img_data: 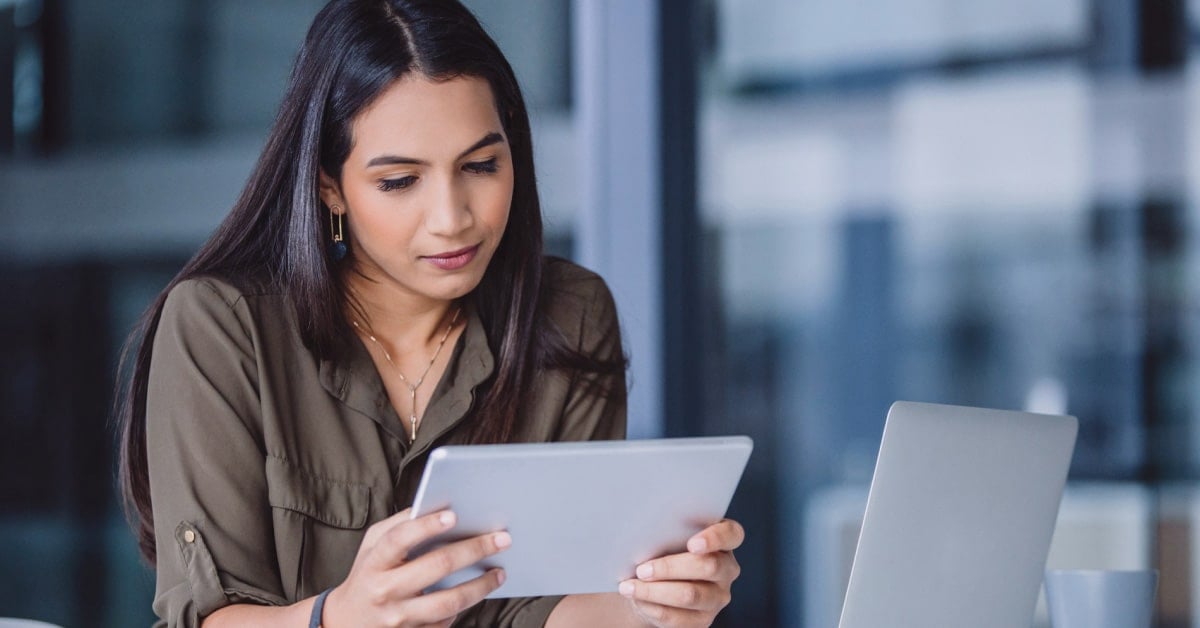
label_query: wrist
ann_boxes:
[309,586,334,628]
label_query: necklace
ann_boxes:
[352,306,462,444]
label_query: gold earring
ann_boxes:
[329,205,348,261]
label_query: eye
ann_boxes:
[377,176,417,192]
[463,158,499,175]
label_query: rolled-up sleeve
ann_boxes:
[146,279,286,627]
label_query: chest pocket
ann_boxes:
[265,456,372,598]
[266,456,371,528]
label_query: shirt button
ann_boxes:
[184,529,196,543]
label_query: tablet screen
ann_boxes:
[409,436,753,598]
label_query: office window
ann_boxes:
[697,1,1197,626]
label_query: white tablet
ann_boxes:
[409,436,753,599]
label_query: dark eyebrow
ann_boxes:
[365,132,505,168]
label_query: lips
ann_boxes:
[422,244,480,271]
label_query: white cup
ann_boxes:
[1044,569,1158,628]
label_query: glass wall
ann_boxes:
[8,0,1197,626]
[698,0,1198,626]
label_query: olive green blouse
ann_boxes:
[145,259,626,627]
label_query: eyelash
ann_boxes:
[377,176,417,192]
[463,158,499,175]
[376,159,500,192]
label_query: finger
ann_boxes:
[403,530,512,592]
[619,579,730,613]
[402,568,506,623]
[635,550,740,584]
[360,508,413,550]
[687,519,745,554]
[626,597,714,627]
[367,510,458,570]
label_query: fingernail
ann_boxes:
[494,532,512,549]
[439,511,456,527]
[688,537,708,553]
[619,580,635,597]
[636,563,653,580]
[495,569,506,585]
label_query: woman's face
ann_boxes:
[321,74,513,307]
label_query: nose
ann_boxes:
[424,174,474,237]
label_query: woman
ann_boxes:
[116,1,743,626]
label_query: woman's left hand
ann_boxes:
[617,519,744,627]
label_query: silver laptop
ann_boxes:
[838,401,1078,628]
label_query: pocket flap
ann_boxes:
[265,457,371,529]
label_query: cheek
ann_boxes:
[483,177,515,232]
[346,196,420,246]
[486,198,513,233]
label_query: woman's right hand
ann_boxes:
[321,508,510,627]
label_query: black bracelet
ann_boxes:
[309,587,333,628]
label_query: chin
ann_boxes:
[428,272,487,301]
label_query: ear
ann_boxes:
[319,170,346,214]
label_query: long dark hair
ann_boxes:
[116,0,625,565]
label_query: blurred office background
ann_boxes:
[2,0,1199,626]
